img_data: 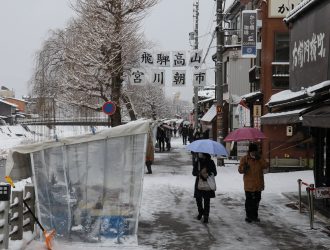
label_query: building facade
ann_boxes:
[262,0,330,187]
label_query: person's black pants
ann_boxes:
[196,197,210,218]
[245,191,261,219]
[182,136,187,145]
[146,161,152,174]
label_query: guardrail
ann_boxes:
[18,117,111,126]
[0,184,35,249]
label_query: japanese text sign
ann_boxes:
[241,10,257,58]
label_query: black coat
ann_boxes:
[192,157,217,198]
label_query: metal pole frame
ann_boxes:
[216,0,224,144]
[193,0,199,129]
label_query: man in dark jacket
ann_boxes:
[192,153,217,223]
[238,143,268,223]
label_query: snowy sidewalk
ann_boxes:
[26,136,330,249]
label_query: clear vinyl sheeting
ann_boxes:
[5,120,150,245]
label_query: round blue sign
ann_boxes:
[102,101,116,115]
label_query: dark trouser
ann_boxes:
[245,191,261,219]
[182,135,187,145]
[146,161,152,174]
[196,197,210,218]
[157,138,165,151]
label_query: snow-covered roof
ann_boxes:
[201,105,216,122]
[284,0,320,23]
[198,88,215,99]
[5,97,28,103]
[198,97,214,104]
[0,99,18,107]
[241,91,262,100]
[261,107,310,125]
[6,120,151,175]
[267,80,330,106]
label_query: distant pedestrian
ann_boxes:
[156,125,166,152]
[182,125,188,145]
[192,153,217,224]
[145,134,154,174]
[188,124,194,143]
[238,143,268,223]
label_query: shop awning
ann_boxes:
[201,105,216,122]
[302,105,330,128]
[260,107,309,125]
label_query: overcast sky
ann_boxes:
[0,0,233,102]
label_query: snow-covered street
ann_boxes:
[16,136,330,249]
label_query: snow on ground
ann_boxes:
[2,131,329,249]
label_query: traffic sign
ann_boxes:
[102,101,116,115]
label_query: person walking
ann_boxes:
[182,125,188,145]
[145,134,154,174]
[156,125,165,152]
[192,153,217,224]
[238,143,268,223]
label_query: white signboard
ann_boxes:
[189,50,203,67]
[315,187,330,199]
[268,0,303,18]
[155,51,171,67]
[172,70,186,86]
[237,141,249,158]
[151,69,165,86]
[172,51,187,67]
[140,51,154,66]
[193,69,206,86]
[130,69,146,85]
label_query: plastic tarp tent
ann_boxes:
[5,120,150,246]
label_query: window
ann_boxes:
[274,33,289,62]
[273,33,289,89]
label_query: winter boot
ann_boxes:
[203,216,208,224]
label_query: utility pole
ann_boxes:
[216,0,224,143]
[193,0,199,129]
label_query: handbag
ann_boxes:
[207,174,217,191]
[198,177,211,191]
[197,174,216,191]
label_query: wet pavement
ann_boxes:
[137,137,330,250]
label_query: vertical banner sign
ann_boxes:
[155,52,171,67]
[173,51,187,67]
[172,70,186,86]
[241,10,257,58]
[193,69,207,86]
[151,69,165,86]
[140,51,154,66]
[130,68,146,85]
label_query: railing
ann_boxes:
[297,179,315,229]
[272,62,289,77]
[18,117,111,126]
[0,185,35,249]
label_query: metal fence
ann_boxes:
[0,184,35,249]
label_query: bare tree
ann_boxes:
[31,0,158,126]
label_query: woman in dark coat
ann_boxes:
[192,153,217,223]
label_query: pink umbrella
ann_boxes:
[224,127,267,142]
